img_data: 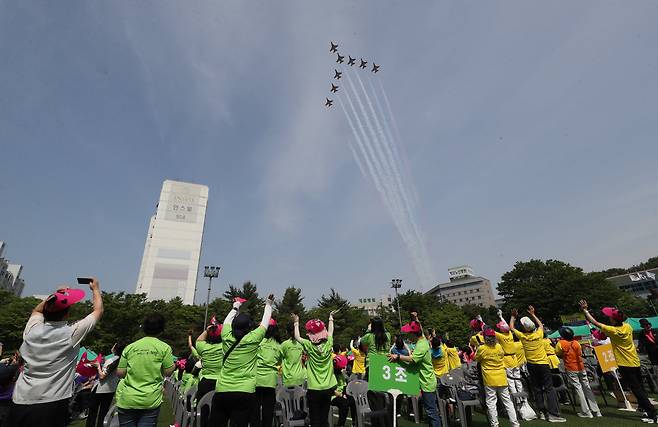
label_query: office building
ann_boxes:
[135,180,209,304]
[606,269,658,299]
[0,241,25,297]
[354,294,393,317]
[425,265,496,307]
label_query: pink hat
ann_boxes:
[269,319,277,327]
[45,288,86,312]
[76,352,101,378]
[305,319,328,343]
[592,329,607,340]
[470,319,483,331]
[175,358,187,370]
[333,354,348,370]
[401,321,421,334]
[602,307,625,322]
[483,328,496,337]
[208,324,223,337]
[234,297,247,304]
[496,322,510,333]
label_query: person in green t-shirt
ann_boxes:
[292,310,338,427]
[360,317,391,369]
[116,313,175,427]
[251,318,282,427]
[389,318,441,427]
[194,322,223,427]
[209,295,274,427]
[280,322,307,387]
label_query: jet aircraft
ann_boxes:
[325,98,333,107]
[348,56,356,66]
[334,70,342,79]
[336,53,345,64]
[372,63,380,73]
[331,84,339,93]
[330,42,338,53]
[359,59,368,69]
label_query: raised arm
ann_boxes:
[89,278,104,321]
[197,328,208,343]
[527,305,543,330]
[328,310,336,337]
[188,332,195,350]
[509,308,518,331]
[223,299,243,326]
[497,309,509,328]
[291,313,303,344]
[579,299,603,329]
[260,294,274,329]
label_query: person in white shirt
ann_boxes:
[8,278,104,427]
[85,342,125,427]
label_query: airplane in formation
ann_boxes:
[372,63,380,73]
[330,42,338,53]
[359,59,368,69]
[348,56,356,66]
[331,84,339,93]
[325,98,333,107]
[336,53,345,64]
[334,70,342,80]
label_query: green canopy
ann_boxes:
[547,316,658,338]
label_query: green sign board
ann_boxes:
[368,354,421,396]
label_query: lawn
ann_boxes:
[70,394,652,426]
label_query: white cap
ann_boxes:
[520,316,536,331]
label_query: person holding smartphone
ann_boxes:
[8,277,104,427]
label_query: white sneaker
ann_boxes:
[577,412,594,418]
[538,413,546,421]
[642,418,656,424]
[594,412,603,417]
[547,415,567,423]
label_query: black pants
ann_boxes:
[526,363,560,417]
[209,391,255,427]
[196,378,216,427]
[8,398,69,427]
[331,395,356,427]
[85,392,114,427]
[307,388,335,427]
[250,387,276,427]
[618,366,656,418]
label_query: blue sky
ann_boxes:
[2,2,658,305]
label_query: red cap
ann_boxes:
[483,328,496,337]
[305,319,328,342]
[269,319,277,327]
[234,297,247,304]
[333,354,348,370]
[496,322,510,333]
[592,329,607,340]
[45,288,86,313]
[470,319,483,331]
[602,307,625,322]
[208,324,223,337]
[401,321,421,334]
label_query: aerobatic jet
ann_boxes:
[372,63,380,73]
[325,98,333,107]
[330,42,338,53]
[348,56,356,66]
[359,59,368,69]
[336,53,344,64]
[331,84,339,93]
[334,70,342,80]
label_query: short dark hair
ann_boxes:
[43,306,70,322]
[143,313,166,336]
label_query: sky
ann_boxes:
[2,1,658,306]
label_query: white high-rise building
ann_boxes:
[135,180,209,304]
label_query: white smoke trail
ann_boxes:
[337,68,434,289]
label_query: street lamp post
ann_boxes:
[203,266,221,328]
[391,278,403,328]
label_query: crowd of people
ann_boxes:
[2,279,658,427]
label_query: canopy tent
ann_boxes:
[547,315,658,339]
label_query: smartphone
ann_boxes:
[77,277,93,285]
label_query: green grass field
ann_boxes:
[70,394,652,426]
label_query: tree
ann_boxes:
[497,259,627,329]
[274,287,306,337]
[306,289,369,348]
[223,281,264,320]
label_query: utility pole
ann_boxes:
[203,266,221,328]
[391,278,403,328]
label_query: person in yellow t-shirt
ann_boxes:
[444,340,461,371]
[469,317,485,349]
[511,306,564,422]
[475,328,519,427]
[349,340,366,379]
[580,299,657,422]
[495,310,536,421]
[543,335,560,371]
[431,336,449,377]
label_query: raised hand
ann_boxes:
[291,313,299,323]
[579,299,588,311]
[527,305,535,315]
[511,308,519,318]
